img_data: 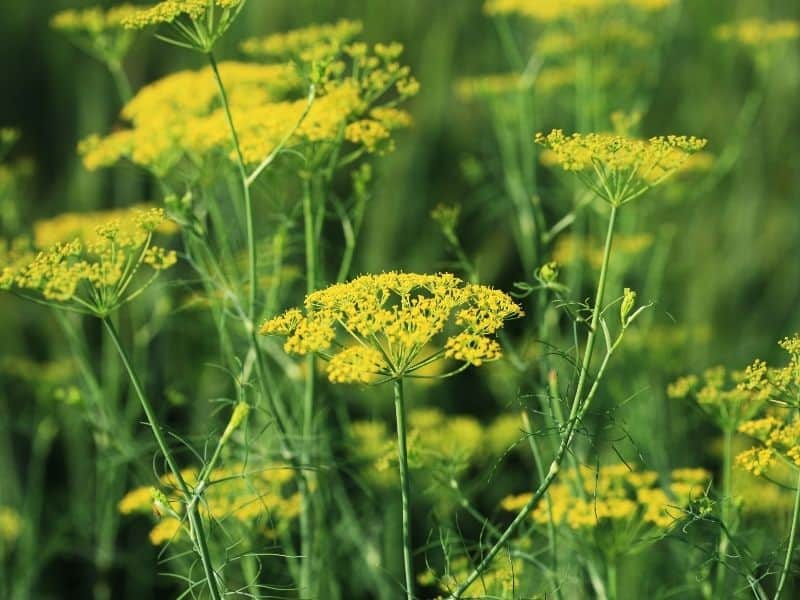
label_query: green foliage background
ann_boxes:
[1,0,799,598]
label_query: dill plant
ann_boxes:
[2,1,800,598]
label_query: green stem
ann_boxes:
[107,59,132,104]
[393,378,414,600]
[299,177,317,593]
[607,559,618,600]
[774,471,800,599]
[715,427,734,597]
[448,203,619,599]
[102,318,223,600]
[521,411,563,600]
[208,52,257,326]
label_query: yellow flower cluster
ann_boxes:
[667,365,765,429]
[502,464,709,535]
[120,0,242,29]
[51,5,139,64]
[51,5,139,34]
[0,506,21,547]
[1,208,176,316]
[83,24,418,173]
[484,0,675,21]
[241,19,364,60]
[118,463,300,545]
[536,129,708,205]
[455,73,534,101]
[260,272,523,383]
[33,205,179,249]
[351,410,526,486]
[536,22,654,57]
[715,19,800,48]
[419,555,523,598]
[552,232,653,269]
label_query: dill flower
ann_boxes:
[422,555,524,598]
[121,0,245,52]
[32,205,179,248]
[51,5,139,63]
[667,366,764,430]
[83,28,417,175]
[119,462,300,545]
[501,463,708,551]
[552,232,653,269]
[241,19,364,60]
[484,0,675,21]
[1,208,177,317]
[536,129,707,205]
[260,272,523,384]
[737,413,800,477]
[715,19,800,49]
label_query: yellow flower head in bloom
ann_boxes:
[241,19,364,61]
[32,205,179,249]
[552,232,653,269]
[715,19,800,49]
[1,208,177,317]
[260,272,523,384]
[421,555,524,598]
[0,506,22,547]
[484,0,675,22]
[502,464,709,547]
[121,0,244,52]
[118,463,300,545]
[82,25,417,174]
[51,5,139,62]
[536,129,707,205]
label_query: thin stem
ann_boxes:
[607,559,618,600]
[102,318,223,600]
[298,177,318,593]
[521,411,562,600]
[774,471,800,599]
[715,426,734,597]
[107,59,133,104]
[208,52,256,326]
[448,203,619,599]
[393,378,415,600]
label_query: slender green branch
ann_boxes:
[394,378,415,600]
[715,426,735,597]
[102,318,223,600]
[107,59,133,104]
[448,204,619,599]
[207,52,257,326]
[774,471,800,599]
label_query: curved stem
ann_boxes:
[448,203,619,599]
[774,471,800,599]
[393,378,415,600]
[102,318,222,600]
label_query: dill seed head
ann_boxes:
[260,272,523,384]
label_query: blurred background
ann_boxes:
[1,0,799,597]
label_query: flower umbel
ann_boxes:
[1,208,177,317]
[536,129,707,205]
[260,272,523,384]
